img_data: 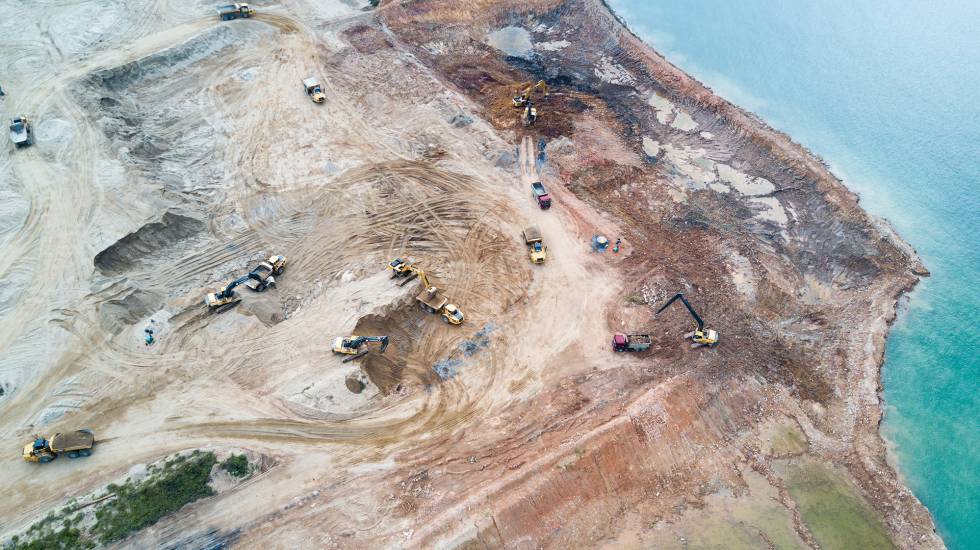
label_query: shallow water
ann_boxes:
[609,1,980,547]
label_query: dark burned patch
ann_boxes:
[94,212,206,276]
[768,337,833,404]
[343,24,393,53]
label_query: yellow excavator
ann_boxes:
[513,80,548,126]
[656,292,719,347]
[512,80,548,107]
[388,260,463,324]
[333,335,389,355]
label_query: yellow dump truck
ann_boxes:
[303,78,325,103]
[523,226,547,264]
[23,430,95,463]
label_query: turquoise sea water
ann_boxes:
[608,1,980,547]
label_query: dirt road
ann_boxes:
[0,0,939,548]
[0,1,627,545]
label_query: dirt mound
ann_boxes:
[94,212,206,276]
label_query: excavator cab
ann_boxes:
[333,335,389,355]
[512,80,548,107]
[656,292,720,347]
[205,275,250,311]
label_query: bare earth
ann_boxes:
[0,0,943,548]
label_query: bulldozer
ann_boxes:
[23,430,95,463]
[333,335,389,355]
[655,292,720,347]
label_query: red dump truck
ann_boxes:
[612,333,652,352]
[531,182,552,209]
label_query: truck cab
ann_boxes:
[218,3,255,20]
[612,333,652,352]
[523,226,547,264]
[303,78,325,103]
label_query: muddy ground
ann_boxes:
[0,0,941,548]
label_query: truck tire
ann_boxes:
[79,449,92,457]
[67,451,80,458]
[39,455,54,463]
[442,315,449,323]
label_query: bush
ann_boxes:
[220,454,250,478]
[91,451,217,544]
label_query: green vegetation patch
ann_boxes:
[92,450,217,544]
[220,454,250,478]
[784,462,894,550]
[6,451,217,549]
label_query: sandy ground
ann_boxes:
[0,0,942,548]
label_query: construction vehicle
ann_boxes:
[512,80,548,108]
[303,78,325,103]
[523,226,547,264]
[531,182,552,209]
[655,293,720,347]
[205,275,251,312]
[244,255,286,291]
[400,264,463,324]
[217,3,254,20]
[388,257,414,278]
[521,101,538,126]
[9,116,32,147]
[612,333,652,352]
[333,335,389,356]
[23,430,94,463]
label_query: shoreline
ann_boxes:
[598,0,938,545]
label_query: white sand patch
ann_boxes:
[536,40,570,51]
[642,137,661,157]
[666,185,688,203]
[717,164,775,196]
[671,110,698,131]
[750,196,788,225]
[700,131,715,140]
[486,26,533,58]
[661,143,717,188]
[648,92,676,125]
[728,251,756,301]
[709,182,731,193]
[594,57,635,85]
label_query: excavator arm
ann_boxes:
[217,275,252,299]
[656,293,705,330]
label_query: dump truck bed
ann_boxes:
[523,226,542,244]
[303,78,320,89]
[9,120,30,144]
[417,288,448,312]
[531,182,547,196]
[49,430,94,452]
